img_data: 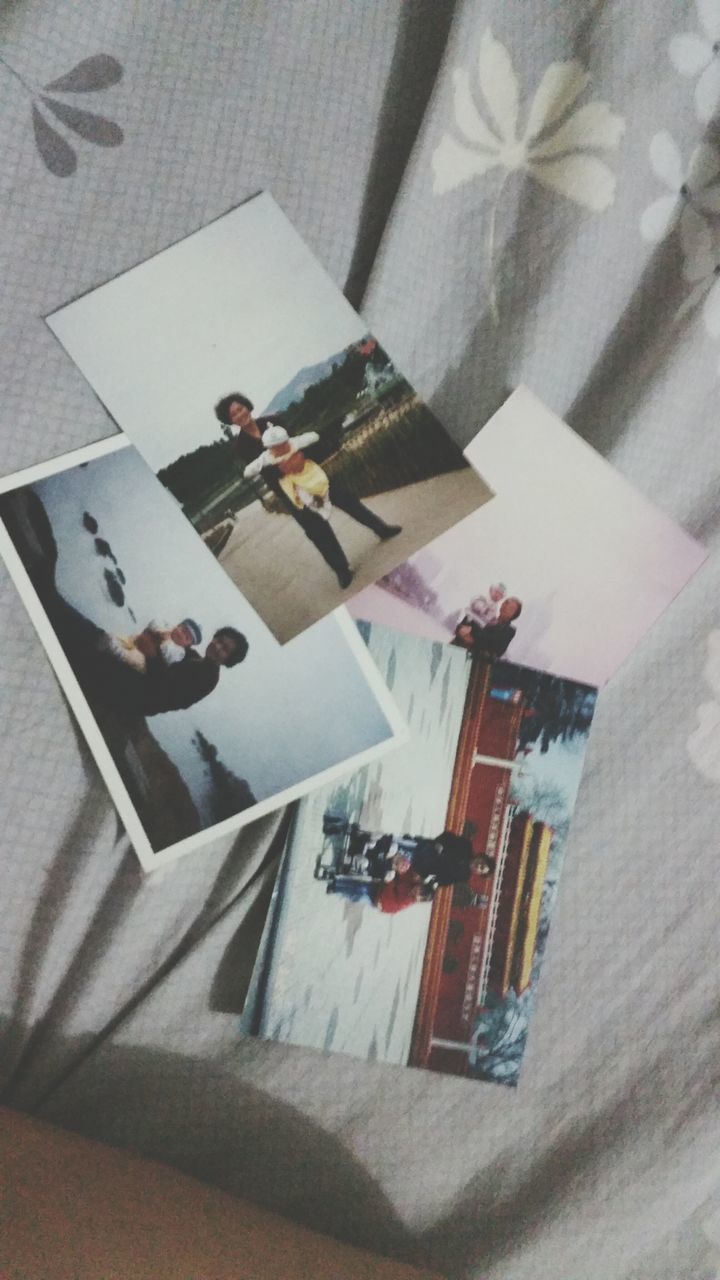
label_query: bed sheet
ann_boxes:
[1,3,719,1277]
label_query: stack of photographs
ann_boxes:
[242,386,706,1086]
[0,195,706,1084]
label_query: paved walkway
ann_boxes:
[219,469,489,642]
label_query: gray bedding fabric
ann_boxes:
[1,3,719,1277]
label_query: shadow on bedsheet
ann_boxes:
[423,174,685,474]
[2,1033,423,1269]
[12,1013,645,1280]
[0,802,289,1112]
[209,871,278,1015]
[2,1010,662,1280]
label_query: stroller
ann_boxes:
[315,814,435,902]
[314,815,387,894]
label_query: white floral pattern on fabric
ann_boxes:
[669,0,720,124]
[687,631,720,782]
[431,28,625,318]
[639,132,720,243]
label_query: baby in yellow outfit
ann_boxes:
[243,425,332,519]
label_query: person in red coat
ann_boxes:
[373,867,435,914]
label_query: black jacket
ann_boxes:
[364,830,475,887]
[45,589,221,718]
[410,831,475,886]
[453,616,516,660]
[139,649,220,716]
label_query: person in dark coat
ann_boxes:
[214,393,402,590]
[48,591,247,717]
[134,626,247,715]
[398,830,495,887]
[0,486,249,720]
[452,597,522,660]
[342,823,495,887]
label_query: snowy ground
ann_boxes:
[257,624,472,1065]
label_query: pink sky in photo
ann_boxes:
[351,387,706,687]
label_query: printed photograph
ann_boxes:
[242,622,597,1087]
[350,386,706,687]
[0,440,405,871]
[46,192,492,644]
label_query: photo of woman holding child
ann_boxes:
[46,195,492,644]
[0,441,402,868]
[214,392,402,592]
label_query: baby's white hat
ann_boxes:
[262,424,290,447]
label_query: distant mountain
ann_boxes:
[261,344,357,414]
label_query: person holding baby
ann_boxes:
[243,425,332,518]
[452,583,523,660]
[99,617,204,673]
[214,393,402,590]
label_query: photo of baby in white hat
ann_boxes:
[99,616,203,673]
[243,425,332,519]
